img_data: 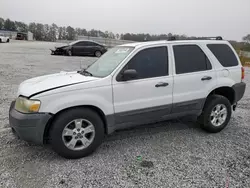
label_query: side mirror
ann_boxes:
[122,69,137,81]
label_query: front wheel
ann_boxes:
[67,49,72,56]
[198,95,232,133]
[50,108,105,159]
[7,39,10,43]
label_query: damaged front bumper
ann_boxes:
[50,49,62,55]
[50,48,66,55]
[9,101,52,144]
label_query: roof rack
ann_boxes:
[168,36,223,41]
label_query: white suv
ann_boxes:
[9,37,246,159]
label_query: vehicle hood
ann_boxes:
[55,45,69,49]
[17,71,99,97]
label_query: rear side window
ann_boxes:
[86,42,98,46]
[173,45,212,74]
[207,44,239,67]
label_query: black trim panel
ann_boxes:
[232,82,246,103]
[172,98,205,114]
[107,110,201,134]
[115,104,172,125]
[105,98,206,134]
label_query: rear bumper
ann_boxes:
[232,82,246,103]
[9,101,52,144]
[101,48,108,54]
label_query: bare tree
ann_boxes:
[243,34,250,43]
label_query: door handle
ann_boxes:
[155,82,169,87]
[201,76,212,81]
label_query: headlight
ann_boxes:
[15,97,41,113]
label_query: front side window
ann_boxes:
[207,44,239,67]
[86,47,134,77]
[173,45,212,74]
[123,47,168,80]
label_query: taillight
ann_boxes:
[241,67,245,80]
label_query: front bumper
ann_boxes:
[232,82,246,103]
[9,101,52,144]
[50,49,64,55]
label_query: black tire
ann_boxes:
[95,50,102,57]
[198,95,232,133]
[7,39,9,43]
[67,49,72,56]
[50,108,105,159]
[0,39,2,43]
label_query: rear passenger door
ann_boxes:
[85,42,99,55]
[171,44,216,114]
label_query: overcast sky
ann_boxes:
[1,0,249,41]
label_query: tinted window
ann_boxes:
[125,47,168,79]
[85,41,97,46]
[73,41,98,46]
[89,42,100,46]
[74,41,87,46]
[207,44,238,67]
[173,45,212,74]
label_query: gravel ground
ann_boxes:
[0,41,249,188]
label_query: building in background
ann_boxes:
[0,30,33,41]
[27,31,33,41]
[16,31,33,41]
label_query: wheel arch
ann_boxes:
[94,50,102,56]
[43,105,108,143]
[206,86,235,105]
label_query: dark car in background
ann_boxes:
[16,33,26,40]
[51,40,108,57]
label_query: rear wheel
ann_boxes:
[50,108,105,159]
[95,50,102,57]
[198,95,232,133]
[0,39,2,43]
[7,39,9,43]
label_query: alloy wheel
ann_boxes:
[62,119,95,151]
[210,104,228,127]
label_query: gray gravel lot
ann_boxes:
[0,41,249,188]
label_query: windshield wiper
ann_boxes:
[77,69,93,76]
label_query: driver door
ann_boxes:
[112,46,173,126]
[72,41,87,56]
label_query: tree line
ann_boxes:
[0,17,250,49]
[0,18,207,42]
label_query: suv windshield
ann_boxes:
[86,46,134,77]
